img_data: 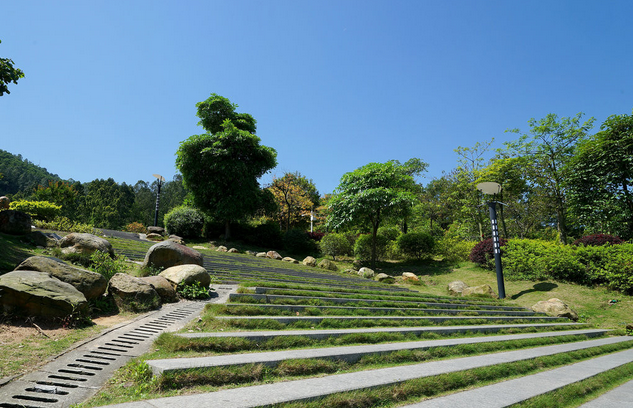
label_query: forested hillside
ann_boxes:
[0,149,61,196]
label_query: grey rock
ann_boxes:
[107,273,161,312]
[159,264,211,288]
[374,273,395,284]
[282,257,299,264]
[0,210,32,235]
[463,284,498,299]
[59,233,115,258]
[142,240,203,270]
[147,226,164,235]
[0,196,9,209]
[447,280,469,296]
[302,256,317,267]
[532,298,578,321]
[0,270,88,317]
[318,259,338,271]
[267,251,282,260]
[358,267,375,279]
[14,256,107,300]
[140,275,178,303]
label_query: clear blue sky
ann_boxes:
[1,0,632,195]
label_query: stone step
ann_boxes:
[252,286,506,306]
[401,348,633,407]
[178,322,588,341]
[232,292,527,311]
[148,329,608,375]
[577,378,633,407]
[214,314,566,325]
[97,336,633,408]
[224,302,541,317]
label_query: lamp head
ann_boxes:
[152,174,165,182]
[476,182,502,195]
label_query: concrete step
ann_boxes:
[401,348,633,407]
[177,322,588,341]
[148,329,609,375]
[214,314,566,325]
[97,336,633,408]
[224,302,542,317]
[252,286,509,306]
[232,292,528,311]
[577,378,633,407]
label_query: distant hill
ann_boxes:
[0,149,61,196]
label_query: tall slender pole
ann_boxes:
[154,178,162,227]
[488,200,506,299]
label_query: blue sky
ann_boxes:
[1,0,632,195]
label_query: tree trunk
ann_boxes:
[224,220,231,240]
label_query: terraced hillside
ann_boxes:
[78,246,633,408]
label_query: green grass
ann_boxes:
[77,339,633,407]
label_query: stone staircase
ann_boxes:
[89,253,633,407]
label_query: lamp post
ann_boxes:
[476,182,506,299]
[153,174,165,227]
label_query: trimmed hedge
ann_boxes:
[502,239,633,294]
[397,231,435,260]
[9,200,61,221]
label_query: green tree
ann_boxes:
[0,40,24,96]
[567,112,633,239]
[267,172,319,231]
[80,178,135,229]
[327,160,424,268]
[176,95,277,239]
[30,180,79,219]
[503,113,595,243]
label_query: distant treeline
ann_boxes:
[0,149,187,229]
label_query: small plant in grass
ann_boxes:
[177,281,210,300]
[89,250,128,281]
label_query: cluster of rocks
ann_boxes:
[0,234,210,318]
[447,280,578,320]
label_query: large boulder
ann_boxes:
[107,273,161,312]
[0,196,9,209]
[159,264,211,288]
[318,259,338,271]
[302,256,317,267]
[462,284,498,299]
[28,231,61,248]
[402,272,419,282]
[374,273,395,284]
[59,233,115,258]
[0,210,32,235]
[532,298,578,321]
[147,226,164,235]
[447,280,469,296]
[267,251,282,260]
[142,240,203,270]
[0,270,88,317]
[358,267,375,279]
[140,276,178,303]
[14,256,107,300]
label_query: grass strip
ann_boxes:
[510,361,633,408]
[154,334,606,388]
[272,340,633,408]
[79,339,633,407]
[162,327,597,358]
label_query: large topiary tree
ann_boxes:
[176,94,277,239]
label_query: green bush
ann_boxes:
[89,250,128,281]
[177,281,210,300]
[396,231,435,260]
[164,206,204,238]
[320,233,352,260]
[124,222,146,234]
[434,225,476,264]
[577,244,633,293]
[502,239,551,281]
[10,200,61,221]
[33,216,95,233]
[283,228,317,255]
[354,234,388,262]
[241,222,283,249]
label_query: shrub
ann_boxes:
[354,234,388,262]
[33,216,95,233]
[177,281,211,300]
[397,231,435,260]
[469,238,507,270]
[572,234,624,246]
[283,228,318,255]
[320,233,352,260]
[164,206,204,238]
[434,224,476,264]
[242,222,283,249]
[124,222,146,234]
[502,239,551,281]
[9,200,61,221]
[307,232,325,241]
[89,250,128,281]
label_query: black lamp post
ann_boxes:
[476,182,506,299]
[153,174,165,227]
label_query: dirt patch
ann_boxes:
[92,314,133,327]
[0,319,72,346]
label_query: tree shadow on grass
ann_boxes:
[0,232,34,274]
[510,282,559,300]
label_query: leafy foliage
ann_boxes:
[177,281,210,300]
[397,231,435,260]
[354,234,388,263]
[164,206,204,238]
[0,39,24,96]
[9,200,61,221]
[319,233,352,260]
[267,172,319,231]
[89,251,128,282]
[32,216,95,233]
[124,222,147,234]
[572,234,623,247]
[283,228,317,255]
[469,237,507,269]
[177,95,277,239]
